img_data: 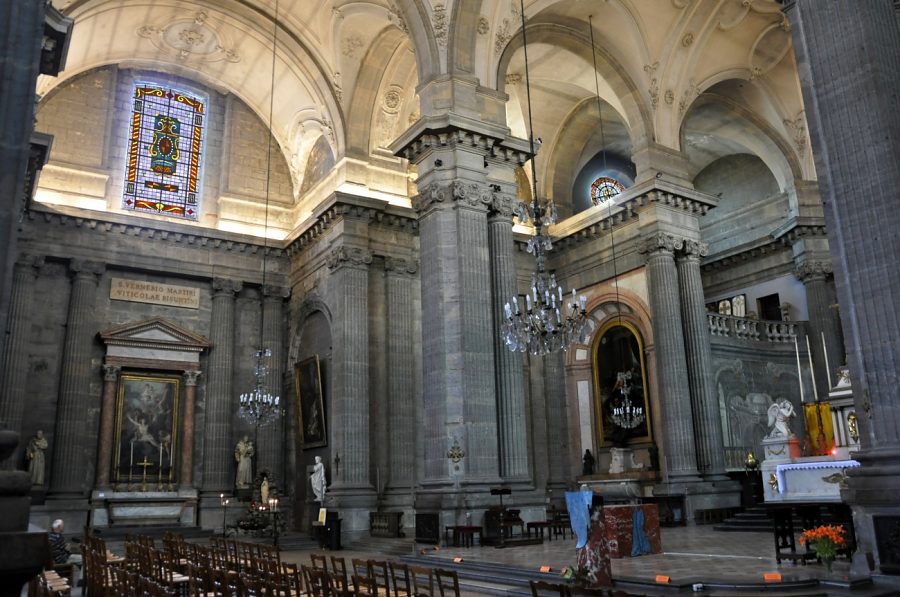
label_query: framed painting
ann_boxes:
[113,373,180,489]
[295,356,326,448]
[592,321,653,447]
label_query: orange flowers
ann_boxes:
[799,524,846,548]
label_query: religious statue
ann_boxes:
[260,472,270,505]
[234,436,254,488]
[310,455,326,502]
[25,430,48,486]
[766,398,797,439]
[582,449,595,476]
[836,367,851,388]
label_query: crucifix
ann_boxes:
[137,457,153,492]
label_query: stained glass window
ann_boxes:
[122,83,206,220]
[590,176,625,206]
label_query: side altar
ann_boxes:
[88,318,209,527]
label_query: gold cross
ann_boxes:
[447,440,465,463]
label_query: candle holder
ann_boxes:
[268,497,280,548]
[220,493,230,537]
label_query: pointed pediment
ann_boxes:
[100,317,210,352]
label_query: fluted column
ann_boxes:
[385,257,417,488]
[544,350,570,488]
[327,246,372,489]
[640,234,701,482]
[257,285,287,481]
[180,370,201,488]
[795,260,842,393]
[0,253,42,468]
[95,364,121,488]
[488,193,529,480]
[676,241,727,479]
[202,278,241,493]
[50,259,104,496]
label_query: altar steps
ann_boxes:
[346,536,416,557]
[714,505,849,533]
[90,524,213,542]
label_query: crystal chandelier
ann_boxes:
[239,348,280,426]
[238,0,281,426]
[500,0,595,356]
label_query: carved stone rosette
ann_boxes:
[412,181,493,215]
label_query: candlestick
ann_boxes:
[821,332,832,389]
[806,335,820,402]
[794,335,805,403]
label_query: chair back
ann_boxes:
[433,568,460,597]
[388,561,412,597]
[408,565,434,597]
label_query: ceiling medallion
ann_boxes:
[138,11,240,63]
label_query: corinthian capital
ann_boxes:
[212,277,243,296]
[681,239,709,259]
[411,182,448,214]
[794,259,833,282]
[452,180,492,209]
[639,232,683,256]
[69,258,105,278]
[326,245,373,270]
[384,256,419,275]
[183,370,203,386]
[489,190,517,219]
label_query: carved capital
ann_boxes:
[489,190,517,219]
[183,370,202,386]
[326,246,373,270]
[102,364,121,382]
[69,258,105,279]
[794,260,832,282]
[384,256,418,275]
[639,232,683,256]
[452,180,492,209]
[212,277,243,296]
[411,182,448,214]
[680,239,709,259]
[262,284,290,300]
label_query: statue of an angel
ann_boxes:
[766,398,796,439]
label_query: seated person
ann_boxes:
[48,519,82,585]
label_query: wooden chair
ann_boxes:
[304,564,332,597]
[352,573,378,597]
[328,569,355,597]
[387,561,412,597]
[331,556,350,586]
[351,558,370,579]
[433,569,460,597]
[311,553,330,572]
[407,565,434,597]
[368,559,391,596]
[568,585,610,597]
[531,580,572,597]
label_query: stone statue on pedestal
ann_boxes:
[25,430,48,486]
[766,398,796,439]
[310,456,326,502]
[234,436,254,488]
[582,449,595,476]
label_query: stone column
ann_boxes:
[257,285,287,482]
[783,0,900,573]
[413,181,500,482]
[795,260,842,393]
[488,193,530,480]
[50,259,104,496]
[676,241,727,479]
[95,365,121,488]
[0,1,45,358]
[640,234,701,483]
[201,278,241,493]
[385,257,417,488]
[0,254,42,468]
[180,370,201,488]
[326,246,372,489]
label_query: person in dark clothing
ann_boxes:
[48,519,82,584]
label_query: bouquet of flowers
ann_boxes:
[799,524,846,572]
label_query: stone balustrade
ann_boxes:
[707,313,800,343]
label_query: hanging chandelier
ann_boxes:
[238,0,281,426]
[500,0,595,356]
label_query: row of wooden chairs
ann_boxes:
[304,555,461,597]
[28,570,71,597]
[530,580,649,597]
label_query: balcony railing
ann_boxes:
[707,313,799,343]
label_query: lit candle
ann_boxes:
[821,332,832,389]
[806,334,820,403]
[794,335,805,403]
[526,294,532,311]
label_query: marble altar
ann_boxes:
[603,504,661,558]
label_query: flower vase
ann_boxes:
[823,557,833,574]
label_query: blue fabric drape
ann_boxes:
[631,508,651,556]
[565,491,594,549]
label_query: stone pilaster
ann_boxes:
[180,370,201,488]
[413,180,500,483]
[384,257,417,488]
[201,277,242,494]
[256,285,288,482]
[0,254,42,469]
[50,259,104,496]
[640,234,701,482]
[784,0,900,574]
[488,192,530,480]
[795,260,842,393]
[543,350,570,489]
[95,365,120,488]
[326,246,372,490]
[676,241,727,479]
